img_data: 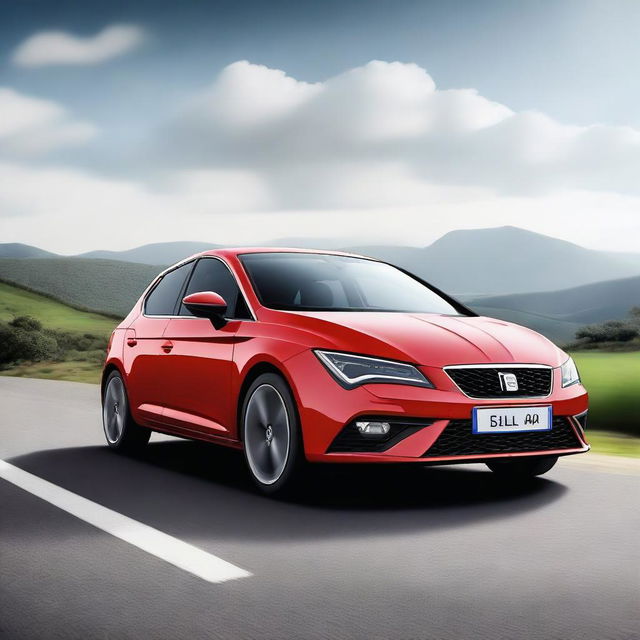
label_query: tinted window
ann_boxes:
[145,262,193,315]
[240,253,464,315]
[180,258,251,319]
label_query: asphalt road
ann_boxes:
[1,377,638,640]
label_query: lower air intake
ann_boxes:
[424,416,582,457]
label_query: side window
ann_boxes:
[180,258,252,319]
[144,262,193,316]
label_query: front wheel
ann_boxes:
[486,455,558,478]
[241,373,305,496]
[102,370,150,452]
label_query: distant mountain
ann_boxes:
[76,241,221,266]
[463,305,582,346]
[466,275,640,326]
[0,258,161,316]
[3,227,640,329]
[10,227,639,297]
[74,238,360,264]
[603,251,640,270]
[348,226,640,295]
[0,243,59,259]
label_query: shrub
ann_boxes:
[47,330,108,352]
[9,315,42,331]
[0,323,58,364]
[575,321,639,343]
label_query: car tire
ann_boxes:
[241,373,306,496]
[486,455,558,478]
[102,370,150,452]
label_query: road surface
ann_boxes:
[1,376,638,640]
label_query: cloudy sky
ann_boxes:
[1,0,639,254]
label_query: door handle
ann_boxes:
[161,340,174,353]
[126,337,137,347]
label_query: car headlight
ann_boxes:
[560,356,580,387]
[314,350,434,389]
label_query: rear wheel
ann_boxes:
[102,370,150,452]
[241,373,305,496]
[486,455,558,478]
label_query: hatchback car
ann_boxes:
[102,248,589,494]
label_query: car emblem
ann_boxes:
[498,372,519,392]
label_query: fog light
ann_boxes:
[355,421,391,437]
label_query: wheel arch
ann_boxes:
[101,361,124,397]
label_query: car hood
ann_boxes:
[277,311,566,368]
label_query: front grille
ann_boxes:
[327,418,432,453]
[424,416,581,458]
[446,366,552,398]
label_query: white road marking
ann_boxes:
[0,460,251,584]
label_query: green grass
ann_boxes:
[0,281,116,335]
[0,281,115,384]
[2,360,102,384]
[586,430,640,458]
[571,351,640,436]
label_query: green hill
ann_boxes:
[0,281,117,335]
[0,258,161,316]
[0,243,59,259]
[78,241,220,265]
[466,305,581,345]
[0,281,119,383]
[466,276,640,326]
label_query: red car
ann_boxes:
[102,248,589,494]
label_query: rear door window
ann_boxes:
[145,262,193,316]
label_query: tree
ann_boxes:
[575,320,638,343]
[0,322,58,364]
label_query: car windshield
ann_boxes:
[239,252,465,314]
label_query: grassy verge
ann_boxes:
[585,430,640,458]
[570,351,639,436]
[0,281,115,384]
[2,359,103,384]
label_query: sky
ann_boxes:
[1,0,639,254]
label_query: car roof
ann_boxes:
[196,247,372,260]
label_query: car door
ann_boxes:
[124,261,194,427]
[160,257,254,438]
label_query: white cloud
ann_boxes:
[0,88,96,155]
[1,60,639,254]
[192,61,322,129]
[163,60,640,207]
[12,24,145,67]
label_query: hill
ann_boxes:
[462,304,582,345]
[7,227,640,297]
[0,258,161,316]
[75,239,356,263]
[467,276,640,325]
[0,281,116,335]
[348,226,640,295]
[77,241,220,265]
[0,243,59,259]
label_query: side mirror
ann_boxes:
[182,291,228,328]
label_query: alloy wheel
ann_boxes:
[244,383,291,485]
[103,376,127,444]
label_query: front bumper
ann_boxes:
[284,350,589,463]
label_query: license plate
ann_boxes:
[472,406,552,434]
